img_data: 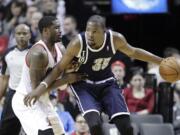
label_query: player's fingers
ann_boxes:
[28,97,34,107]
[24,95,29,106]
[32,98,37,105]
[79,73,88,80]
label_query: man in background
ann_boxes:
[62,15,78,48]
[0,24,31,135]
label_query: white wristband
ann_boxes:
[40,81,48,88]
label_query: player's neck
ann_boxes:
[93,35,105,49]
[42,38,54,51]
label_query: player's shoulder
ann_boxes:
[110,30,127,44]
[28,43,48,61]
[30,42,47,53]
[67,35,81,49]
[110,30,125,39]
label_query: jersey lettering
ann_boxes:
[92,57,111,71]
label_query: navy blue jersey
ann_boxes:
[77,30,116,81]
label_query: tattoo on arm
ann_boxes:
[29,48,48,89]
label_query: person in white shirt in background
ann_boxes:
[0,24,31,135]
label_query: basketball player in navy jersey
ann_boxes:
[24,15,163,135]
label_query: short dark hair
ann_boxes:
[38,16,57,33]
[87,15,106,29]
[130,66,145,79]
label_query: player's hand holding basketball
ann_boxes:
[159,57,180,83]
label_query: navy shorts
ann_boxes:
[70,79,129,120]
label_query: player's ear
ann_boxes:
[43,27,50,34]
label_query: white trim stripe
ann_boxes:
[121,92,130,113]
[109,30,116,54]
[85,77,115,84]
[69,85,84,113]
[84,43,88,64]
[85,32,107,52]
[82,109,100,116]
[77,34,83,57]
[110,112,130,121]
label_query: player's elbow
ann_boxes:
[125,47,136,58]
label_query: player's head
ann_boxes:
[111,60,126,81]
[38,16,61,44]
[26,6,38,24]
[63,15,77,35]
[86,15,106,47]
[75,114,89,134]
[130,72,145,89]
[15,24,31,47]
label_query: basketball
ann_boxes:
[159,57,180,83]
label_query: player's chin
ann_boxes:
[88,42,95,47]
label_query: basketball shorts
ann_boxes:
[12,92,65,135]
[70,79,129,121]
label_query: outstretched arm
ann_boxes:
[113,32,163,65]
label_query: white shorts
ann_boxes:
[12,92,65,135]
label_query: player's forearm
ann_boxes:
[130,48,163,65]
[44,65,62,87]
[48,78,68,90]
[35,66,62,96]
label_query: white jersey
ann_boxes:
[0,46,30,90]
[16,40,62,94]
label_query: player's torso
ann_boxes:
[17,40,62,94]
[77,30,116,81]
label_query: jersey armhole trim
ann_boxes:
[25,51,30,67]
[55,43,63,62]
[109,30,116,54]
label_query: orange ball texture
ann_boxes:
[159,57,180,83]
